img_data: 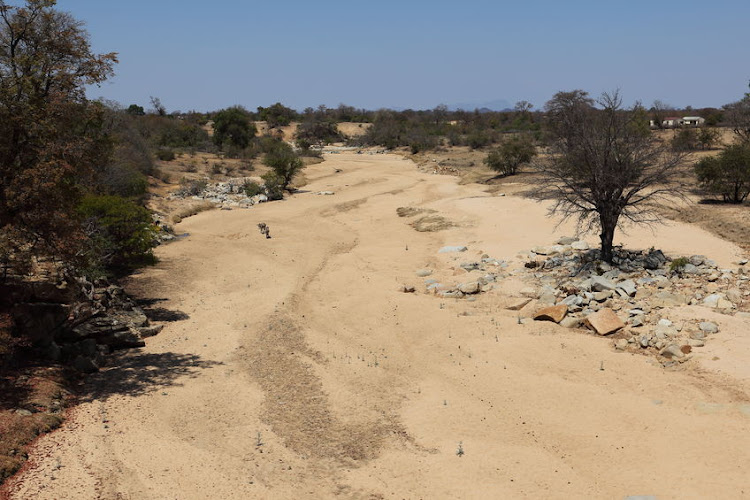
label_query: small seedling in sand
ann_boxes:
[256,431,264,447]
[517,315,522,324]
[599,361,605,371]
[443,399,448,406]
[456,442,465,457]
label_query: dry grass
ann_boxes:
[0,365,68,484]
[172,201,215,224]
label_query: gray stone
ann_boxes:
[458,282,481,294]
[416,269,433,277]
[640,335,650,348]
[644,250,667,270]
[592,290,613,302]
[590,275,617,292]
[571,240,589,250]
[559,316,582,329]
[699,321,719,334]
[688,339,705,347]
[660,344,686,359]
[689,255,706,266]
[615,339,629,350]
[556,236,577,245]
[703,294,723,308]
[616,279,637,297]
[631,316,645,327]
[439,246,468,253]
[460,262,480,271]
[438,290,464,299]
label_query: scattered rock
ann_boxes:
[399,285,416,293]
[439,246,468,253]
[559,316,582,329]
[698,321,719,334]
[584,308,625,335]
[616,279,637,297]
[590,276,617,292]
[660,344,685,359]
[458,282,481,294]
[533,304,568,323]
[73,354,99,373]
[614,338,629,350]
[416,269,433,277]
[506,298,532,311]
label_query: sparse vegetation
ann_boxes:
[263,142,304,192]
[694,143,750,203]
[483,134,537,176]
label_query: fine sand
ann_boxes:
[7,152,750,499]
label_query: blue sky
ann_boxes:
[58,0,750,112]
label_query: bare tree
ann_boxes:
[723,87,750,143]
[533,90,689,263]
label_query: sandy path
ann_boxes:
[8,153,750,499]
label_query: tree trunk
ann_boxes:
[599,213,617,263]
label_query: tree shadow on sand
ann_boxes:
[77,350,223,402]
[134,298,190,322]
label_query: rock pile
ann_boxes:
[169,177,268,208]
[417,250,509,299]
[8,278,164,373]
[521,237,749,363]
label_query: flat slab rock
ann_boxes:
[584,308,625,335]
[533,304,568,323]
[439,245,468,253]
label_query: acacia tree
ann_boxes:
[723,86,750,143]
[0,0,118,274]
[483,134,536,176]
[534,90,688,263]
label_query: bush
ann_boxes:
[156,149,176,161]
[261,172,285,200]
[669,256,689,273]
[694,143,750,203]
[243,181,264,197]
[671,128,698,151]
[77,195,157,276]
[177,178,208,196]
[483,135,537,176]
[213,106,256,151]
[262,142,304,191]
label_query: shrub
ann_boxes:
[243,181,264,197]
[694,143,750,203]
[483,134,537,176]
[213,106,256,150]
[262,142,304,191]
[669,256,689,273]
[177,178,207,196]
[261,172,285,200]
[671,128,698,151]
[77,195,157,276]
[156,149,176,161]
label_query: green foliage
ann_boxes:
[156,149,176,161]
[296,118,341,145]
[257,102,298,128]
[77,195,157,276]
[483,135,537,176]
[694,143,750,203]
[261,172,285,200]
[213,106,256,151]
[669,257,689,273]
[242,181,264,197]
[262,142,304,191]
[126,104,145,116]
[0,0,117,273]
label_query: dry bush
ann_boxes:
[172,202,215,223]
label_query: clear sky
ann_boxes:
[57,0,750,112]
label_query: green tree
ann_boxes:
[0,0,117,274]
[126,104,145,116]
[483,134,537,176]
[212,106,256,150]
[262,142,303,192]
[694,143,750,203]
[534,90,688,263]
[77,195,156,275]
[257,102,298,128]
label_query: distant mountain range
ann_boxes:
[445,99,513,112]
